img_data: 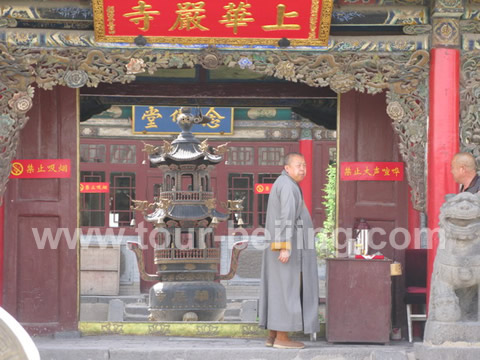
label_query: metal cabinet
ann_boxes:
[326,258,392,343]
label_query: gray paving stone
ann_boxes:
[37,348,109,360]
[53,330,81,339]
[34,336,416,360]
[415,342,480,360]
[371,349,412,360]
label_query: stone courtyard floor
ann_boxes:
[34,335,416,360]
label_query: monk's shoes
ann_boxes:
[273,339,305,349]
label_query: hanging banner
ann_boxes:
[254,183,273,194]
[92,0,333,47]
[340,162,404,181]
[9,159,71,179]
[80,182,110,193]
[132,106,233,135]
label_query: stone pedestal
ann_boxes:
[416,192,480,360]
[425,322,480,344]
[415,343,480,360]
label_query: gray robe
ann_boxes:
[258,170,319,334]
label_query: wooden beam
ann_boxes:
[80,81,336,99]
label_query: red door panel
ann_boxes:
[4,86,78,334]
[338,90,408,333]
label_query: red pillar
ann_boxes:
[408,187,421,250]
[0,200,4,307]
[427,48,460,302]
[299,139,313,213]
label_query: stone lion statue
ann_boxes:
[429,192,480,323]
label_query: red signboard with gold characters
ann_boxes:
[92,0,333,46]
[340,162,404,181]
[80,182,110,193]
[9,159,71,179]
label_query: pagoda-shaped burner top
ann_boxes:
[149,107,227,167]
[136,107,232,230]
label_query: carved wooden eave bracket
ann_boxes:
[452,16,480,173]
[0,34,429,210]
[460,47,480,166]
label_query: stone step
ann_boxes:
[82,293,258,322]
[223,284,260,299]
[123,313,149,322]
[124,303,149,316]
[224,299,245,320]
[224,310,240,319]
[122,299,249,322]
[81,295,148,305]
[223,316,241,322]
[223,311,242,322]
[124,303,149,322]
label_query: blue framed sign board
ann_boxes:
[132,106,234,135]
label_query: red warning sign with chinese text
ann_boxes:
[10,159,71,179]
[80,182,110,193]
[340,162,404,181]
[255,183,273,194]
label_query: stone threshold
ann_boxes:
[79,321,326,338]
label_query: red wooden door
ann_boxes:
[3,86,78,334]
[338,90,408,333]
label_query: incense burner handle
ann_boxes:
[127,241,161,282]
[216,240,248,281]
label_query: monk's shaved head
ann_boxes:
[284,152,304,166]
[451,152,478,188]
[284,152,306,183]
[452,152,477,171]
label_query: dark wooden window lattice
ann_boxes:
[110,172,136,227]
[110,144,136,164]
[80,144,106,163]
[227,146,254,166]
[257,173,280,227]
[80,171,106,227]
[228,173,254,228]
[258,147,284,166]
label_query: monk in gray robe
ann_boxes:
[259,152,319,349]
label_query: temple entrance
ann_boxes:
[3,54,413,335]
[73,65,407,333]
[76,63,339,319]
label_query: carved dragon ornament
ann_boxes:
[0,45,429,210]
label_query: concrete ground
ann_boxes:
[34,335,416,360]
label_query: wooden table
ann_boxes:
[326,258,392,343]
